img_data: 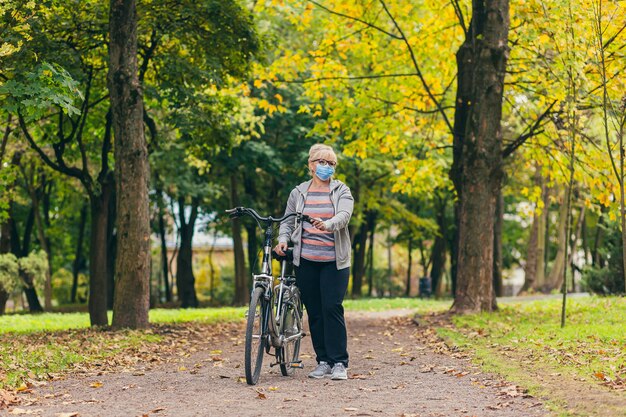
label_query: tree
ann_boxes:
[108,0,151,329]
[448,0,510,313]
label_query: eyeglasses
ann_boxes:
[311,159,337,167]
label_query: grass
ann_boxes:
[438,296,626,416]
[0,307,248,334]
[0,329,161,389]
[0,298,450,334]
[344,297,451,313]
[448,296,626,382]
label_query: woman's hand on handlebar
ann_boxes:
[311,218,327,231]
[274,242,288,256]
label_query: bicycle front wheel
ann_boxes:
[245,286,267,385]
[278,294,302,376]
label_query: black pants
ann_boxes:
[296,258,350,367]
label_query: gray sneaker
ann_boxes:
[308,361,332,379]
[330,363,348,380]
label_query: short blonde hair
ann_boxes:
[308,144,337,165]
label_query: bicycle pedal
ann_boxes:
[290,361,303,368]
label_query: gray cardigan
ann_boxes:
[278,179,354,270]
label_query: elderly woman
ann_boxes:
[274,143,354,381]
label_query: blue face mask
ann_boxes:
[315,164,335,181]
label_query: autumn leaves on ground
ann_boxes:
[2,297,626,417]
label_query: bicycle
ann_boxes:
[226,206,310,385]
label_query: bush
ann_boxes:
[581,226,625,295]
[0,253,19,293]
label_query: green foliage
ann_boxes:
[0,253,19,293]
[18,250,48,290]
[582,225,625,295]
[0,62,83,117]
[52,268,87,305]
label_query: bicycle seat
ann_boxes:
[272,248,293,262]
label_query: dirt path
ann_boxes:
[9,311,551,417]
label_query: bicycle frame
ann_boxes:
[252,218,298,348]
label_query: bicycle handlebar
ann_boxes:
[226,207,314,224]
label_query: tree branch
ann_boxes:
[76,68,94,179]
[307,0,402,40]
[450,0,467,36]
[0,114,13,166]
[17,111,87,185]
[502,100,557,158]
[379,0,454,134]
[278,73,419,84]
[97,108,113,186]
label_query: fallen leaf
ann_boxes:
[594,372,607,380]
[55,413,79,417]
[257,392,267,400]
[89,382,103,388]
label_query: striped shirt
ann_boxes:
[301,184,336,262]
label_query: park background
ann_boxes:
[1,2,625,414]
[1,0,624,315]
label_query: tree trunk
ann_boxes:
[243,171,259,286]
[592,206,607,268]
[351,220,368,297]
[521,173,547,293]
[0,221,11,314]
[109,0,150,329]
[176,197,199,308]
[106,183,117,310]
[9,206,43,312]
[450,0,509,313]
[208,239,216,301]
[620,117,626,293]
[535,185,550,289]
[89,190,111,326]
[31,182,53,310]
[231,174,248,305]
[366,212,376,297]
[548,187,570,291]
[71,202,88,303]
[568,205,585,292]
[245,223,259,285]
[387,228,393,296]
[493,189,504,300]
[157,197,171,302]
[16,161,54,310]
[430,197,447,297]
[405,237,412,296]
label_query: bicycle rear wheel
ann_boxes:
[278,291,302,376]
[245,286,266,385]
